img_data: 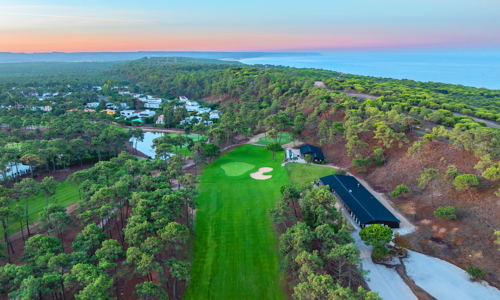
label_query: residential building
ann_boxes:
[156,114,164,124]
[209,110,221,119]
[145,103,160,109]
[137,110,155,118]
[87,102,99,108]
[299,144,325,162]
[120,110,137,118]
[180,116,202,125]
[179,96,188,102]
[319,175,400,228]
[84,109,95,112]
[66,109,78,113]
[103,109,116,115]
[180,116,213,126]
[92,86,102,91]
[43,106,52,112]
[120,103,130,109]
[197,107,211,114]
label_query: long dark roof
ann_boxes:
[299,144,325,160]
[320,175,400,225]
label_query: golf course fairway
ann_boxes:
[184,145,288,300]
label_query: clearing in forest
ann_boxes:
[184,145,287,300]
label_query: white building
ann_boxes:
[210,110,221,119]
[179,96,188,102]
[137,110,155,118]
[197,107,212,114]
[121,110,138,118]
[93,86,102,91]
[180,116,213,126]
[156,114,164,124]
[145,103,160,109]
[120,103,130,109]
[42,92,52,98]
[87,102,99,108]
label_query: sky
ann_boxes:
[1,0,500,53]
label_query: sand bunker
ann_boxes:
[250,167,273,180]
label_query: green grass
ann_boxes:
[255,133,293,146]
[1,181,79,235]
[184,145,287,300]
[220,162,256,176]
[286,163,337,185]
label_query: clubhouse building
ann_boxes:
[319,175,400,228]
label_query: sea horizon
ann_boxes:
[241,49,500,90]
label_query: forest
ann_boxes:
[0,57,500,299]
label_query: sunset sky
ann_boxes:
[1,0,499,53]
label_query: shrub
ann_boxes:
[422,134,438,142]
[433,206,457,219]
[304,154,312,164]
[466,265,486,279]
[372,245,390,259]
[391,185,411,197]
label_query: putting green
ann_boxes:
[220,162,255,176]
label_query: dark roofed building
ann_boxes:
[319,175,400,228]
[299,144,325,161]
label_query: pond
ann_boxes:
[131,131,205,159]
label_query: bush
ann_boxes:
[372,245,390,259]
[391,185,411,197]
[466,265,486,279]
[304,154,313,164]
[422,134,438,142]
[433,206,457,219]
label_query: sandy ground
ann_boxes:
[247,132,266,144]
[250,167,273,180]
[353,232,418,300]
[405,251,500,300]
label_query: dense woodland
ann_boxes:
[0,58,500,299]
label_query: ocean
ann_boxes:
[240,50,500,90]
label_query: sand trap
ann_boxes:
[250,167,273,180]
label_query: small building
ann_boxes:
[156,114,164,124]
[103,109,115,115]
[84,109,95,112]
[43,106,52,112]
[121,110,137,118]
[137,110,155,118]
[299,144,325,162]
[209,110,221,119]
[179,96,188,102]
[87,102,99,108]
[197,107,211,114]
[319,175,400,228]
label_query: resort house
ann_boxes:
[299,144,325,162]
